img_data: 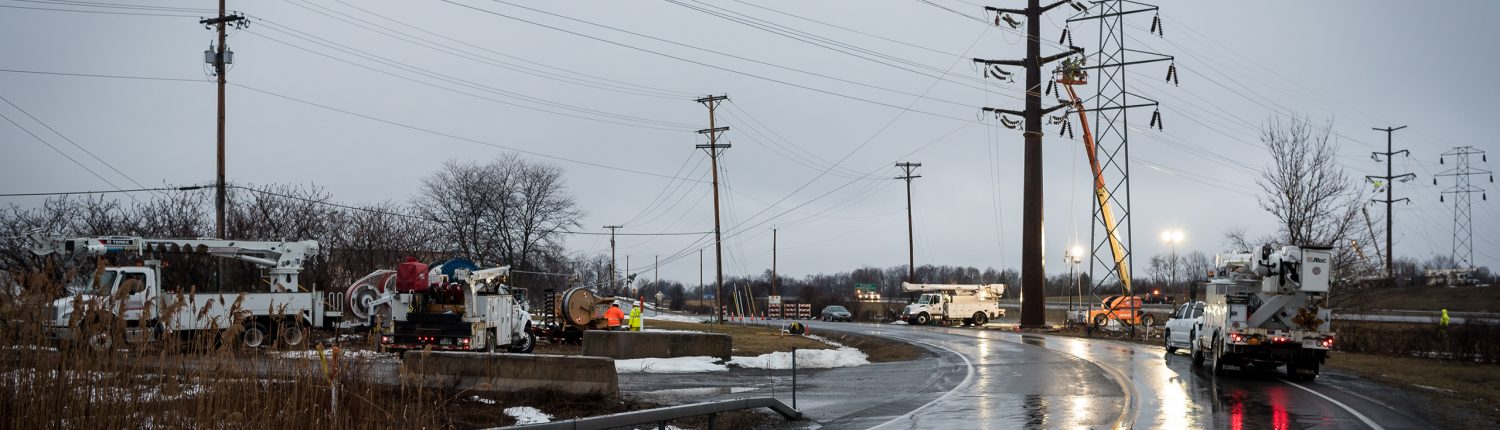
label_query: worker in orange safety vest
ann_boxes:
[605,303,625,331]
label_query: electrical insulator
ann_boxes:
[1000,115,1021,130]
[1002,14,1023,29]
[1059,29,1069,45]
[995,14,1001,27]
[1150,14,1159,34]
[1440,195,1445,203]
[1440,157,1444,165]
[1071,1,1087,12]
[1490,174,1494,182]
[1433,178,1438,185]
[1046,80,1055,97]
[1165,63,1179,86]
[1067,121,1076,139]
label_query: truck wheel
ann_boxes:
[973,312,989,326]
[914,313,931,326]
[1191,331,1204,366]
[277,322,308,349]
[1287,359,1319,382]
[83,326,116,352]
[1210,337,1227,376]
[508,332,537,353]
[1093,314,1107,328]
[1141,314,1156,327]
[241,321,269,349]
[1165,330,1178,354]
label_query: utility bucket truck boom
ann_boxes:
[900,282,1006,326]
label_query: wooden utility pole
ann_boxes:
[1367,126,1410,281]
[976,0,1079,328]
[696,95,730,323]
[604,225,622,293]
[201,1,243,239]
[895,162,922,283]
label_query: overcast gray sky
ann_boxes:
[2,0,1496,286]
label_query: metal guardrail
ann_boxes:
[494,396,801,430]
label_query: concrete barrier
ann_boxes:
[582,331,731,361]
[402,351,617,396]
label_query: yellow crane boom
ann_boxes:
[1060,78,1132,294]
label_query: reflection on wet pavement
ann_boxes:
[620,322,1428,429]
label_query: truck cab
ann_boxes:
[49,265,162,347]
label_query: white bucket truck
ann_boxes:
[1194,245,1336,381]
[900,282,1006,326]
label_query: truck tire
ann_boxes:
[1190,331,1204,366]
[1164,330,1178,354]
[1210,336,1227,376]
[277,321,308,349]
[914,313,931,326]
[1093,314,1107,328]
[508,332,537,353]
[1141,314,1156,328]
[241,321,269,349]
[1287,356,1319,382]
[973,312,989,326]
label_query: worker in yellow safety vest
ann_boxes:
[1441,308,1450,329]
[629,299,644,331]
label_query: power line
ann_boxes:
[442,0,979,123]
[0,93,153,192]
[229,82,708,182]
[0,184,206,198]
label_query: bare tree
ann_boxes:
[1256,116,1361,247]
[1233,115,1367,287]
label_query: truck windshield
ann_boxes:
[917,294,936,305]
[84,271,119,296]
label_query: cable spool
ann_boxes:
[556,286,602,327]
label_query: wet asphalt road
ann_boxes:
[620,322,1435,429]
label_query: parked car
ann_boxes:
[820,305,852,322]
[1163,301,1204,354]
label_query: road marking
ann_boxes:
[1018,334,1138,430]
[867,331,975,430]
[1277,378,1386,430]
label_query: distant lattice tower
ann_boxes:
[1436,146,1492,269]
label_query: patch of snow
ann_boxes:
[643,312,708,323]
[731,336,868,370]
[615,356,727,373]
[276,348,391,361]
[889,320,907,325]
[639,328,706,334]
[504,406,553,424]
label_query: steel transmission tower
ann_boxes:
[1436,147,1492,269]
[1066,1,1173,300]
[1367,126,1412,280]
